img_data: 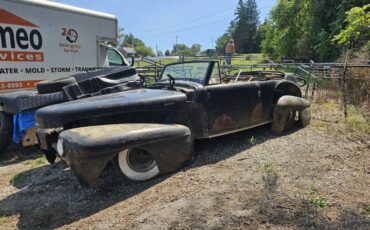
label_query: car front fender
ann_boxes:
[57,123,193,187]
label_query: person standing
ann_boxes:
[225,39,235,65]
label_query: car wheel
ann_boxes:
[299,108,311,128]
[0,112,13,155]
[284,110,296,130]
[271,108,296,135]
[113,147,159,181]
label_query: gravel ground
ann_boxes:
[0,103,369,230]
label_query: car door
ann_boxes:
[203,75,262,136]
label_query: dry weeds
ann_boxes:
[0,102,369,230]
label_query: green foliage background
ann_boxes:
[215,0,369,61]
[216,0,260,54]
[119,1,370,61]
[259,0,369,61]
[121,33,155,57]
[332,4,370,47]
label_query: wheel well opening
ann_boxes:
[274,82,302,104]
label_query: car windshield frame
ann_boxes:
[159,61,212,85]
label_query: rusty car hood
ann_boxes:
[36,89,187,128]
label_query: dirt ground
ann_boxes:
[0,102,369,230]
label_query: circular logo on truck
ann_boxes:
[61,28,79,43]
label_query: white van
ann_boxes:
[0,0,128,91]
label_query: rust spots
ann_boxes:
[250,103,262,123]
[213,114,234,131]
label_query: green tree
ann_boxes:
[215,20,237,54]
[332,4,370,48]
[122,33,154,57]
[190,44,202,55]
[232,0,247,53]
[244,0,260,52]
[165,50,171,56]
[135,46,155,57]
[117,26,125,47]
[232,0,260,53]
[259,21,277,58]
[156,50,163,56]
[215,33,232,53]
[259,0,368,61]
[123,33,145,48]
[172,44,192,56]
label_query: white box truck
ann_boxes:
[0,0,129,91]
[0,0,140,155]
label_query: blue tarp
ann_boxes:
[12,110,37,144]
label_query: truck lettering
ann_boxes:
[25,68,45,74]
[0,68,18,74]
[0,27,15,48]
[29,30,42,50]
[16,28,28,49]
[75,67,98,72]
[51,67,71,73]
[0,51,44,62]
[0,26,43,50]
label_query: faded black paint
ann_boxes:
[59,124,192,186]
[36,60,309,186]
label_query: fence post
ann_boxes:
[154,62,157,81]
[342,59,348,119]
[305,61,314,98]
[311,81,316,100]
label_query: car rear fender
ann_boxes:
[271,95,310,134]
[274,81,302,104]
[274,95,310,111]
[57,123,193,187]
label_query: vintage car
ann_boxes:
[35,60,311,186]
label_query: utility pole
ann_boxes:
[174,36,178,54]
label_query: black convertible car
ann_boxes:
[36,60,310,186]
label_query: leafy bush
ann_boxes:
[333,4,370,48]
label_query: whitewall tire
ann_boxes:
[115,148,159,181]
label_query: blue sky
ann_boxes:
[54,0,276,52]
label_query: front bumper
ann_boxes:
[37,127,62,151]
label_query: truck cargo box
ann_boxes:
[0,0,128,91]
